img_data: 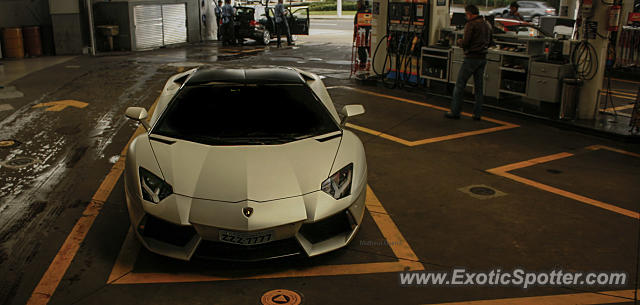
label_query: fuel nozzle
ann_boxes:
[411,35,419,52]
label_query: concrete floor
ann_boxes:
[0,32,639,305]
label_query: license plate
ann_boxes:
[219,230,274,245]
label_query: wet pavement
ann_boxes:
[0,37,638,305]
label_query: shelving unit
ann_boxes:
[499,52,532,96]
[420,46,451,81]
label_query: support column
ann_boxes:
[428,0,450,46]
[370,0,388,75]
[576,1,609,119]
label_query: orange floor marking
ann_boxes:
[600,92,636,101]
[606,89,636,96]
[423,289,635,305]
[107,185,425,285]
[487,146,640,219]
[27,99,159,305]
[330,86,519,147]
[610,77,640,85]
[586,145,640,158]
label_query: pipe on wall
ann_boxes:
[87,0,96,55]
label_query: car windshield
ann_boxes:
[236,7,255,18]
[153,84,340,145]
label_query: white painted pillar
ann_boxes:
[576,1,609,119]
[337,0,342,17]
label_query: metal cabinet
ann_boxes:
[420,47,451,81]
[527,61,572,103]
[528,75,560,102]
[484,60,501,98]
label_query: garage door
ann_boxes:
[133,4,188,50]
[162,4,187,45]
[133,5,163,50]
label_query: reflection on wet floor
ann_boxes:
[0,56,76,86]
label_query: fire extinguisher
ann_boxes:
[608,5,621,32]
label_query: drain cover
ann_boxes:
[2,156,38,169]
[261,289,302,305]
[458,184,506,200]
[0,139,19,148]
[469,186,496,196]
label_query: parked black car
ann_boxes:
[234,4,309,45]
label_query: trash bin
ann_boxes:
[23,26,43,57]
[3,28,25,59]
[559,78,583,120]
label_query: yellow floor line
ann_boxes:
[333,87,519,146]
[486,147,640,219]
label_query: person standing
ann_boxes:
[503,2,524,21]
[215,0,223,40]
[354,0,371,68]
[274,0,293,47]
[445,4,492,120]
[221,0,236,46]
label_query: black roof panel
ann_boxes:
[186,68,305,85]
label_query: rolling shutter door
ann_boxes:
[162,4,187,45]
[133,5,163,50]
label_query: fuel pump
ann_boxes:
[380,0,430,87]
[370,0,448,87]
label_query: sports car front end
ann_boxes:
[123,68,367,261]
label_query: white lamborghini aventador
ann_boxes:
[123,67,367,261]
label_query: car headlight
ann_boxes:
[321,163,353,200]
[139,167,173,203]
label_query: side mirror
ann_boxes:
[340,105,365,126]
[125,107,150,131]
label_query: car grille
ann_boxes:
[194,238,302,261]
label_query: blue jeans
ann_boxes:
[276,21,292,46]
[450,57,487,117]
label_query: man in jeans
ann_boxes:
[275,0,293,47]
[445,4,492,120]
[220,0,235,46]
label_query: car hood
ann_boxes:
[148,135,341,202]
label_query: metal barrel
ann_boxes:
[2,27,25,59]
[23,26,43,57]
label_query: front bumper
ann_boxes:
[124,183,366,261]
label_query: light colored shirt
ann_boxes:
[275,3,286,23]
[222,4,235,24]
